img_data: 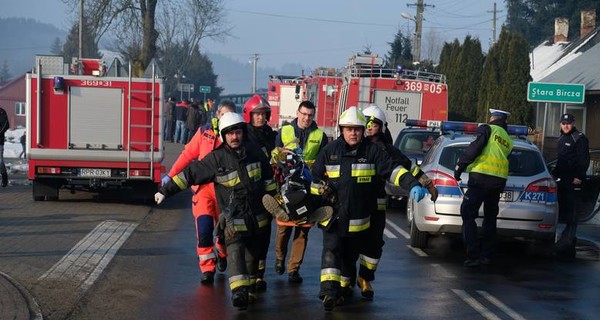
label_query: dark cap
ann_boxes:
[560,113,575,124]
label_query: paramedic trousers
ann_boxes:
[275,225,311,273]
[192,184,226,274]
[460,186,503,260]
[319,224,369,298]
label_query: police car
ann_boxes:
[406,120,559,249]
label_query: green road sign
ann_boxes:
[527,82,585,104]
[199,86,211,94]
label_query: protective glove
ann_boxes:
[217,209,236,240]
[154,192,165,205]
[453,171,462,181]
[410,186,426,202]
[161,175,172,186]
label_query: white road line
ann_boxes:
[430,263,456,278]
[477,290,527,320]
[383,228,397,238]
[451,289,502,320]
[407,245,428,257]
[39,220,138,291]
[386,219,410,239]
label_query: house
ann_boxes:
[0,74,26,129]
[530,10,600,159]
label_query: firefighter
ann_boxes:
[453,108,513,267]
[355,104,438,300]
[263,100,329,284]
[155,112,277,310]
[310,106,428,311]
[0,106,9,187]
[161,100,236,284]
[553,113,590,260]
[242,94,278,292]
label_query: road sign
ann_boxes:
[177,83,194,93]
[527,82,585,104]
[199,86,211,94]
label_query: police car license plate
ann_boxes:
[499,191,513,202]
[79,168,111,177]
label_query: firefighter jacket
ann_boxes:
[275,119,328,167]
[455,119,512,189]
[160,141,277,235]
[246,123,277,157]
[554,127,589,182]
[310,136,419,236]
[168,122,221,193]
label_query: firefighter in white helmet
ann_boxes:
[155,111,277,311]
[310,106,428,311]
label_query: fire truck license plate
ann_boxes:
[79,168,111,177]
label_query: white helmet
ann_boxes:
[339,106,366,128]
[362,104,387,132]
[218,112,245,139]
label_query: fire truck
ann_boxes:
[303,67,344,138]
[26,55,164,201]
[266,75,305,129]
[336,53,448,142]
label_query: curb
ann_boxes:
[0,271,43,320]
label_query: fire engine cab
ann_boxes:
[26,55,164,201]
[337,53,448,142]
[267,75,305,129]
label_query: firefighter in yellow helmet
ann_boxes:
[310,106,428,311]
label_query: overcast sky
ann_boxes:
[1,0,506,70]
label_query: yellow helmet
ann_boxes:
[339,106,366,128]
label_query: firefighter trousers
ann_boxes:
[460,186,503,260]
[319,226,369,297]
[192,185,226,274]
[226,232,266,293]
[254,220,272,279]
[358,209,386,282]
[276,225,311,273]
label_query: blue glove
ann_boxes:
[161,175,172,186]
[410,186,426,202]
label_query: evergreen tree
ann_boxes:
[62,20,102,63]
[499,31,532,125]
[437,39,463,120]
[0,60,11,85]
[50,37,63,55]
[384,28,412,69]
[454,36,484,121]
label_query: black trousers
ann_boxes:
[557,180,579,241]
[358,209,385,281]
[460,186,503,260]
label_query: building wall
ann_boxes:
[0,75,26,129]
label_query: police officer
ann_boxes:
[454,108,513,267]
[161,100,236,284]
[242,94,278,291]
[265,100,329,284]
[0,106,9,187]
[310,106,428,311]
[553,113,589,259]
[155,112,277,310]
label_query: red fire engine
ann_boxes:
[303,67,344,138]
[266,75,305,129]
[336,53,448,142]
[26,55,164,201]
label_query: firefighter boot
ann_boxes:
[307,206,333,224]
[255,278,267,292]
[231,287,249,311]
[418,174,438,202]
[322,295,337,311]
[262,194,290,221]
[357,276,374,300]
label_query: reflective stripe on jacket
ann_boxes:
[467,124,512,179]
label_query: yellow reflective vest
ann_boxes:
[466,124,513,179]
[281,124,324,167]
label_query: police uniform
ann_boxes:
[554,113,590,257]
[273,119,328,281]
[454,109,513,266]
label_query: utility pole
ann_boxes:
[487,2,503,44]
[407,0,434,63]
[78,0,83,60]
[250,53,259,93]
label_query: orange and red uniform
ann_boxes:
[168,123,226,273]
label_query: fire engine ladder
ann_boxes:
[126,63,157,180]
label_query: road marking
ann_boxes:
[386,219,410,239]
[430,263,456,278]
[451,289,502,320]
[39,220,138,291]
[383,228,397,238]
[477,290,526,320]
[407,245,428,257]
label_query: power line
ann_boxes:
[229,9,395,27]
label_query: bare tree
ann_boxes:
[422,28,442,63]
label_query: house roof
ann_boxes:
[530,26,600,92]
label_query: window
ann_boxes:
[15,102,25,116]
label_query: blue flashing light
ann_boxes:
[405,119,529,136]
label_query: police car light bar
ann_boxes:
[405,119,529,136]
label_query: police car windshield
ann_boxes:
[439,146,546,177]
